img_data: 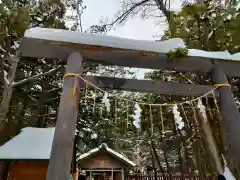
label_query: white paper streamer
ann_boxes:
[197,99,207,121]
[102,92,110,112]
[172,104,184,130]
[91,133,98,139]
[132,103,142,130]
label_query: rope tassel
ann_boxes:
[64,73,83,111]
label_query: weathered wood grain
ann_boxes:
[46,52,83,180]
[20,38,240,77]
[84,76,215,96]
[212,65,240,168]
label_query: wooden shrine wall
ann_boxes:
[79,153,122,169]
[7,162,48,180]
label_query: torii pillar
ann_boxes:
[212,64,240,171]
[46,52,83,180]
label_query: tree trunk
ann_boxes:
[163,150,171,176]
[155,113,171,176]
[150,149,158,180]
[0,57,18,134]
[0,60,61,137]
[151,142,166,178]
[0,92,29,144]
[148,133,166,180]
[191,103,206,179]
[0,86,14,133]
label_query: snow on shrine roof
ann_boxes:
[0,127,55,160]
[24,28,240,61]
[77,143,136,167]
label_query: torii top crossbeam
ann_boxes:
[20,28,240,76]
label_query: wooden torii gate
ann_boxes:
[20,28,240,180]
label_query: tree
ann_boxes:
[0,0,134,150]
[0,0,67,138]
[164,2,240,53]
[163,2,240,177]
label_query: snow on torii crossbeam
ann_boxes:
[20,27,240,180]
[21,28,240,76]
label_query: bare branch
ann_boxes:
[3,70,9,86]
[12,66,63,88]
[8,56,19,85]
[108,0,150,28]
[0,46,6,53]
[106,0,171,32]
[154,0,170,22]
[178,72,194,84]
[31,8,60,28]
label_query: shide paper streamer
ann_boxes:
[133,103,142,130]
[78,75,222,133]
[172,104,184,130]
[197,99,207,121]
[102,92,110,113]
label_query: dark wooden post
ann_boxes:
[0,161,8,180]
[46,52,83,180]
[211,65,240,167]
[72,137,77,174]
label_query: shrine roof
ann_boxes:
[0,127,55,160]
[77,143,136,168]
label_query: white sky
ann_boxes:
[82,0,165,40]
[81,0,181,40]
[68,0,182,78]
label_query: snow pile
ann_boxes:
[188,49,240,61]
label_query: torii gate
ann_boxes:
[20,27,240,180]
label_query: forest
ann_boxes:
[0,0,240,179]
